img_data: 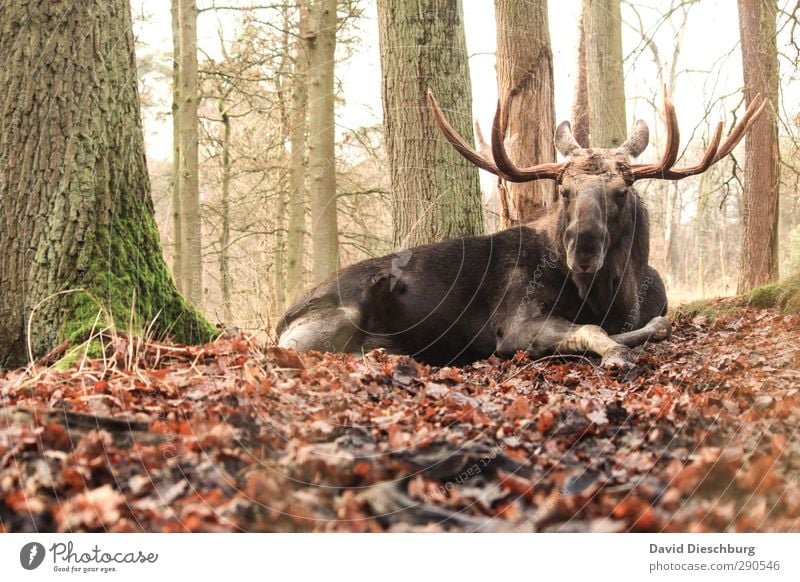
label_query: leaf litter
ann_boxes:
[1,307,799,532]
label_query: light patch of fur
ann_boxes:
[555,324,618,356]
[278,305,361,353]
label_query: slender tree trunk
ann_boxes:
[665,184,681,287]
[286,1,311,302]
[170,0,184,291]
[307,0,339,283]
[272,9,293,311]
[178,0,203,305]
[583,0,627,147]
[694,172,709,298]
[494,0,557,219]
[737,0,780,292]
[572,6,590,148]
[0,0,214,368]
[219,108,232,324]
[719,233,728,287]
[273,188,287,312]
[377,0,484,249]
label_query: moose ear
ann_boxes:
[555,121,581,157]
[620,120,649,158]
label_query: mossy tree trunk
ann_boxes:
[377,0,484,249]
[0,0,215,369]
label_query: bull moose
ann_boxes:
[277,89,766,367]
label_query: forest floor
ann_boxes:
[1,305,800,532]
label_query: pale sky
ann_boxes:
[132,0,795,166]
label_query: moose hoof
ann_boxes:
[601,345,633,368]
[648,316,672,342]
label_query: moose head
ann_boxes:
[428,88,767,276]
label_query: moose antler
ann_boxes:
[427,89,565,183]
[630,86,768,181]
[427,89,508,178]
[490,99,565,181]
[428,86,768,184]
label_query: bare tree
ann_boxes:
[286,1,311,301]
[583,0,627,147]
[624,0,695,291]
[307,0,339,282]
[178,0,203,305]
[218,96,233,324]
[494,0,557,221]
[377,0,484,248]
[737,0,780,292]
[272,8,293,311]
[170,0,183,289]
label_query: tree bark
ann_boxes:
[494,0,557,220]
[572,6,590,148]
[0,0,214,368]
[286,1,311,301]
[178,0,203,305]
[307,0,339,283]
[377,0,484,249]
[737,0,780,292]
[170,0,184,292]
[583,0,627,148]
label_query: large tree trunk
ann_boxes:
[377,0,484,249]
[170,0,183,290]
[178,0,203,305]
[571,6,590,149]
[583,0,627,147]
[0,0,214,368]
[737,0,780,292]
[494,0,557,221]
[307,0,339,283]
[286,1,311,302]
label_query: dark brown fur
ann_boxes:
[277,145,670,367]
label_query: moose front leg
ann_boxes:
[496,316,632,367]
[610,316,672,348]
[555,324,633,366]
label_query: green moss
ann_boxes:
[671,297,742,322]
[674,272,800,320]
[58,202,216,353]
[53,340,106,371]
[744,272,800,313]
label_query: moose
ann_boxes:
[277,88,766,367]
